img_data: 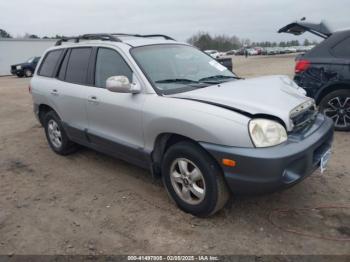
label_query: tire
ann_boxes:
[16,73,24,78]
[161,141,230,217]
[44,111,78,155]
[24,69,33,77]
[319,89,350,131]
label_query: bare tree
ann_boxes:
[0,29,12,38]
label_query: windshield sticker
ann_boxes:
[209,60,227,72]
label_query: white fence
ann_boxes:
[0,39,56,76]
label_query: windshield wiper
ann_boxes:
[155,78,200,84]
[199,75,241,82]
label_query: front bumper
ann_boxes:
[200,114,334,194]
[11,69,24,75]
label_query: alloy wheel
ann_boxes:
[47,119,62,148]
[323,96,350,129]
[170,158,206,205]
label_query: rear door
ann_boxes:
[86,47,147,166]
[53,47,93,143]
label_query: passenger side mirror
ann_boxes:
[106,76,140,93]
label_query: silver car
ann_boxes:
[30,34,334,217]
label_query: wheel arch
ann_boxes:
[151,133,208,177]
[38,104,59,125]
[315,82,350,104]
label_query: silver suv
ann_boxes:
[31,34,334,217]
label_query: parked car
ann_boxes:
[265,47,277,55]
[254,47,263,55]
[31,33,334,216]
[11,57,40,78]
[284,47,297,53]
[225,49,237,56]
[203,50,232,71]
[247,48,258,56]
[204,50,220,59]
[279,20,350,131]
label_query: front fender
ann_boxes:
[143,96,253,152]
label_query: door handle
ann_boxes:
[88,96,99,104]
[50,89,59,96]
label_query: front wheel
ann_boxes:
[319,89,350,131]
[24,69,33,77]
[162,141,229,217]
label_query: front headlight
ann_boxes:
[16,65,22,70]
[249,119,287,147]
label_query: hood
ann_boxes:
[169,75,312,131]
[11,62,30,67]
[278,20,333,39]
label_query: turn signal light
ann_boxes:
[222,159,236,167]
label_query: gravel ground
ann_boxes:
[0,54,349,255]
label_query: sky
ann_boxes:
[1,0,349,43]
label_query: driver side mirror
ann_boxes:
[106,76,140,94]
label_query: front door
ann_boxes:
[86,47,147,167]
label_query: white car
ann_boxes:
[247,48,258,55]
[204,50,220,59]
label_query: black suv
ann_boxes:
[279,20,350,131]
[11,57,40,78]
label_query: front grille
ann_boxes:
[291,106,317,131]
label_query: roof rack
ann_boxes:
[112,33,175,40]
[55,34,122,46]
[55,33,175,46]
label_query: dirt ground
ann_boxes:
[0,54,349,255]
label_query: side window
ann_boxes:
[95,48,133,88]
[65,48,92,85]
[332,37,350,58]
[38,50,63,77]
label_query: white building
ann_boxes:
[0,39,56,76]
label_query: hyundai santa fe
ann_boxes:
[30,33,334,216]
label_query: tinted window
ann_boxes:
[95,48,132,88]
[65,48,92,85]
[333,37,350,58]
[38,50,63,77]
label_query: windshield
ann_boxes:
[131,44,236,94]
[27,57,34,63]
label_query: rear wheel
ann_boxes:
[44,111,78,155]
[162,141,229,217]
[319,89,350,131]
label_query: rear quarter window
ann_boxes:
[38,50,63,77]
[332,37,350,58]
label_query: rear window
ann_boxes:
[65,48,92,85]
[332,37,350,58]
[38,50,63,77]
